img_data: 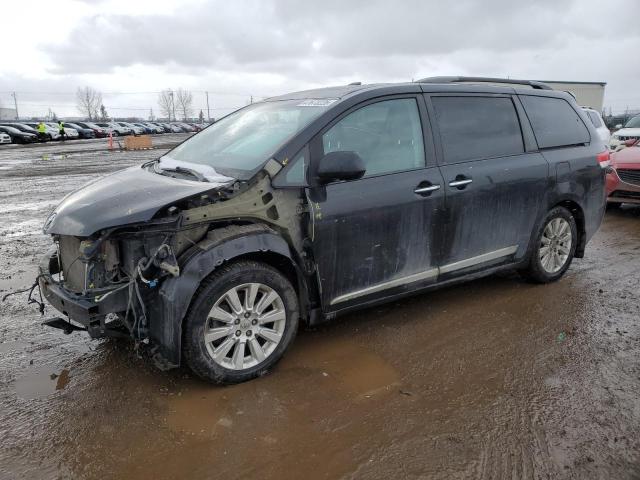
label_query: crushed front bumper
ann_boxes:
[38,247,128,337]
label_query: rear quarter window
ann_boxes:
[520,96,590,149]
[586,110,603,128]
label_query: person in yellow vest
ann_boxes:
[58,120,65,141]
[37,122,48,142]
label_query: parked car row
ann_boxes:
[0,120,208,145]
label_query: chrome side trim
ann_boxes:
[439,245,518,274]
[330,268,439,305]
[329,245,518,305]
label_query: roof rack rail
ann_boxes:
[414,76,553,90]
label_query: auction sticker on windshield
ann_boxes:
[296,99,338,107]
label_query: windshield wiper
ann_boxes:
[155,163,208,182]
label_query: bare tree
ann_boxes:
[175,88,193,120]
[76,86,103,120]
[158,89,175,121]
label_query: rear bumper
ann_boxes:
[38,248,128,332]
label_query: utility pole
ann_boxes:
[11,92,18,119]
[169,90,175,121]
[205,91,211,121]
[250,95,253,104]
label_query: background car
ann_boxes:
[0,123,47,142]
[610,115,640,150]
[116,122,144,135]
[46,122,79,139]
[148,122,168,133]
[0,132,11,144]
[172,122,195,132]
[0,125,37,144]
[161,123,183,133]
[74,121,108,138]
[65,122,96,139]
[606,138,640,207]
[24,122,60,140]
[132,122,154,134]
[582,107,610,147]
[97,122,131,136]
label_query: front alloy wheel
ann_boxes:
[183,260,299,384]
[204,283,287,371]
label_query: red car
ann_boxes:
[607,138,640,207]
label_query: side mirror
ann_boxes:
[316,151,366,184]
[615,124,623,130]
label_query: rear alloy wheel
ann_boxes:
[183,260,299,384]
[521,206,577,283]
[539,217,572,274]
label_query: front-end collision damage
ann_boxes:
[37,159,316,368]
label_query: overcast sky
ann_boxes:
[1,0,638,119]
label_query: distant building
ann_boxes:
[537,80,606,112]
[0,107,17,120]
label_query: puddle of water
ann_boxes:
[283,336,400,397]
[14,367,71,400]
[164,384,233,436]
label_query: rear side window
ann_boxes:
[586,110,603,128]
[431,96,524,164]
[520,96,590,149]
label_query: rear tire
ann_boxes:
[520,206,577,283]
[183,260,299,384]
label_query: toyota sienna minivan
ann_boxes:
[37,76,607,383]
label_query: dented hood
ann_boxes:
[45,165,233,236]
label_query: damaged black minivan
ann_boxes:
[38,77,607,383]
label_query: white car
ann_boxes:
[610,115,640,150]
[97,122,132,136]
[117,122,144,135]
[582,107,610,147]
[46,123,79,139]
[0,132,11,144]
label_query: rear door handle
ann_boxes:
[448,178,473,188]
[414,184,441,195]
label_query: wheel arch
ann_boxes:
[553,199,586,258]
[148,225,308,367]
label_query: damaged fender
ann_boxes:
[148,224,301,367]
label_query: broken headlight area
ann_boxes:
[40,226,182,341]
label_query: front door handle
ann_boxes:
[414,184,441,195]
[448,178,473,188]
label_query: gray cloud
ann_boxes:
[47,0,639,74]
[11,0,640,115]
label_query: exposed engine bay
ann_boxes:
[37,159,315,367]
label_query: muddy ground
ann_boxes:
[0,138,639,480]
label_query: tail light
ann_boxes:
[597,150,610,168]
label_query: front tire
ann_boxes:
[183,260,299,384]
[521,206,577,283]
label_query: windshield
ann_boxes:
[163,99,335,180]
[1,126,20,133]
[625,116,640,128]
